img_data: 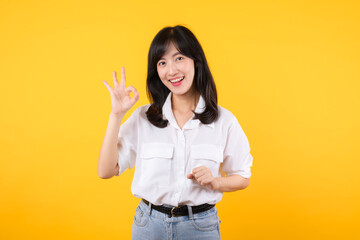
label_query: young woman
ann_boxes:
[98,25,253,240]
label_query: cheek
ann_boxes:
[184,61,195,75]
[157,70,168,85]
[157,68,165,80]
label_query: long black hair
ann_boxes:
[146,25,218,128]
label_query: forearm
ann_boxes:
[215,175,250,192]
[97,112,124,178]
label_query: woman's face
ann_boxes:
[157,42,196,97]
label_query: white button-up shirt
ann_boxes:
[116,92,253,206]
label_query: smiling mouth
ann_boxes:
[169,76,184,83]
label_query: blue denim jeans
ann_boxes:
[131,200,221,240]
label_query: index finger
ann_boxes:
[113,71,119,88]
[192,166,207,173]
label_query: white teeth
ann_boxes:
[169,76,184,83]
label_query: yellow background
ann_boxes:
[1,0,359,239]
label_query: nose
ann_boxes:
[168,61,178,76]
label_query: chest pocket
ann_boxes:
[139,142,174,188]
[190,144,223,179]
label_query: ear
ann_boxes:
[195,62,198,68]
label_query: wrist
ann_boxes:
[213,177,222,191]
[110,111,125,120]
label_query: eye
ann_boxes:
[158,61,165,66]
[176,56,183,61]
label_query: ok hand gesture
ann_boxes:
[103,67,139,116]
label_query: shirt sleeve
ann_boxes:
[116,108,139,176]
[221,116,253,179]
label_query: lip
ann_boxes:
[169,76,184,81]
[170,77,184,86]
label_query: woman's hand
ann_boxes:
[187,166,220,191]
[103,67,139,116]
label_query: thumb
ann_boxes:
[187,173,194,179]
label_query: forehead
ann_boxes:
[162,42,180,57]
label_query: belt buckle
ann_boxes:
[171,206,180,217]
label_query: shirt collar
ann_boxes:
[162,92,215,130]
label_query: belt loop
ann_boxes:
[147,201,152,215]
[187,205,194,220]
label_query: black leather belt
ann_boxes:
[142,199,215,217]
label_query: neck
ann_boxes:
[171,90,200,114]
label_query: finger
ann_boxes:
[197,176,212,184]
[113,71,119,88]
[192,166,206,174]
[187,173,194,179]
[126,86,139,105]
[196,176,206,185]
[194,170,207,179]
[130,92,139,105]
[120,66,126,88]
[126,85,138,94]
[197,176,213,185]
[103,80,114,94]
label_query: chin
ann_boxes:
[165,81,194,96]
[170,88,191,96]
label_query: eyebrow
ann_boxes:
[159,52,182,61]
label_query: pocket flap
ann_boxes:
[191,144,223,163]
[140,143,174,159]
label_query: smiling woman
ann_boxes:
[146,26,218,129]
[98,25,254,240]
[157,43,195,91]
